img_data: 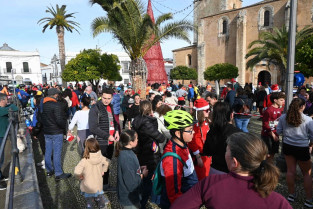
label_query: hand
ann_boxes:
[310,147,312,154]
[141,166,148,177]
[108,135,115,142]
[114,131,120,141]
[196,156,203,167]
[271,132,279,141]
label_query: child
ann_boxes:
[74,137,110,209]
[116,130,148,209]
[161,110,198,209]
[190,98,211,180]
[261,92,285,163]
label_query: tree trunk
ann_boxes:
[215,80,220,98]
[280,66,286,91]
[129,57,147,99]
[57,26,66,87]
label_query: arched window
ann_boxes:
[218,16,230,37]
[222,20,227,34]
[258,6,274,30]
[264,10,270,26]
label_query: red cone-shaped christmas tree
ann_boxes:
[144,0,168,84]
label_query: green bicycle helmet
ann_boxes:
[164,110,194,130]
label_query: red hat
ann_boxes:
[193,98,210,111]
[271,84,280,92]
[258,82,262,85]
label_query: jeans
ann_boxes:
[234,118,250,133]
[44,134,64,176]
[70,106,76,118]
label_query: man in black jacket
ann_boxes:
[89,88,120,189]
[42,88,71,180]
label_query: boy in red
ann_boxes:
[161,110,198,209]
[261,92,285,162]
[189,98,211,180]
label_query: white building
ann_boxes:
[0,43,42,85]
[66,51,132,86]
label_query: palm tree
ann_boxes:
[90,0,193,96]
[38,4,80,86]
[245,25,313,88]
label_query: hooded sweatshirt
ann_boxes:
[74,151,110,194]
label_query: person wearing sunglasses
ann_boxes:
[160,110,198,209]
[189,98,212,180]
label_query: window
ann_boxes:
[6,62,12,73]
[218,16,229,37]
[187,54,192,66]
[124,79,129,85]
[222,20,227,34]
[122,62,129,73]
[258,6,274,30]
[23,62,29,73]
[264,10,270,26]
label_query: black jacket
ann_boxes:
[203,124,241,173]
[132,115,166,171]
[41,97,66,135]
[89,101,119,145]
[232,95,253,119]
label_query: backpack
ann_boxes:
[152,152,187,195]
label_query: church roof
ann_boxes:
[0,43,16,51]
[172,44,197,52]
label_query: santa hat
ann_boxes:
[271,84,280,92]
[193,98,210,121]
[193,98,210,111]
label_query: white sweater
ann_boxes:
[69,110,90,131]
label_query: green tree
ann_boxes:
[204,63,238,96]
[62,49,121,93]
[245,25,313,88]
[38,4,80,86]
[170,65,197,85]
[296,35,313,78]
[90,0,193,97]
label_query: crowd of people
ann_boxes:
[1,80,313,209]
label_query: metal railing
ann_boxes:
[0,103,23,209]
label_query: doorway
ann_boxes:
[258,71,271,86]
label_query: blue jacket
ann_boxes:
[225,90,236,108]
[19,90,30,103]
[187,88,194,101]
[112,93,121,114]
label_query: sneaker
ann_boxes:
[304,200,313,208]
[36,160,45,167]
[46,171,55,177]
[55,173,72,180]
[287,194,295,202]
[0,182,7,190]
[0,176,9,182]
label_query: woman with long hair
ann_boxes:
[277,98,313,207]
[171,133,292,209]
[203,102,241,173]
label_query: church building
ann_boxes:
[172,0,313,86]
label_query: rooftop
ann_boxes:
[0,43,16,51]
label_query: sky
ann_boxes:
[0,0,260,64]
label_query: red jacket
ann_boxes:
[71,91,80,107]
[263,94,272,108]
[161,139,198,204]
[261,106,283,137]
[188,122,211,180]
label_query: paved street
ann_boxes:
[31,114,306,209]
